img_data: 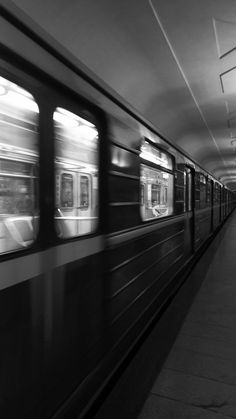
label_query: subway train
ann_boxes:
[0,5,235,419]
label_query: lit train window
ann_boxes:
[0,76,39,254]
[53,107,98,238]
[140,141,174,220]
[140,166,173,220]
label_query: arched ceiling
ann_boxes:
[8,0,236,189]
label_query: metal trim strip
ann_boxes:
[0,235,104,290]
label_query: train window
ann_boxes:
[140,141,174,220]
[140,165,173,220]
[53,107,98,238]
[0,76,39,254]
[199,174,206,209]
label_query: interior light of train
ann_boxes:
[55,157,95,173]
[53,111,78,128]
[77,125,98,140]
[54,107,95,128]
[140,141,172,169]
[0,91,39,113]
[0,76,38,112]
[140,149,168,167]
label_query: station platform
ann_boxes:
[94,209,236,419]
[138,209,236,418]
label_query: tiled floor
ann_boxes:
[138,211,236,418]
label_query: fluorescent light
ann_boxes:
[77,125,98,140]
[55,107,95,128]
[140,150,169,168]
[0,91,39,113]
[76,115,94,128]
[53,111,78,128]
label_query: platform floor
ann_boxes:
[138,210,236,419]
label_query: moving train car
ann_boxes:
[0,5,235,419]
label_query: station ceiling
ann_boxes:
[10,0,236,189]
